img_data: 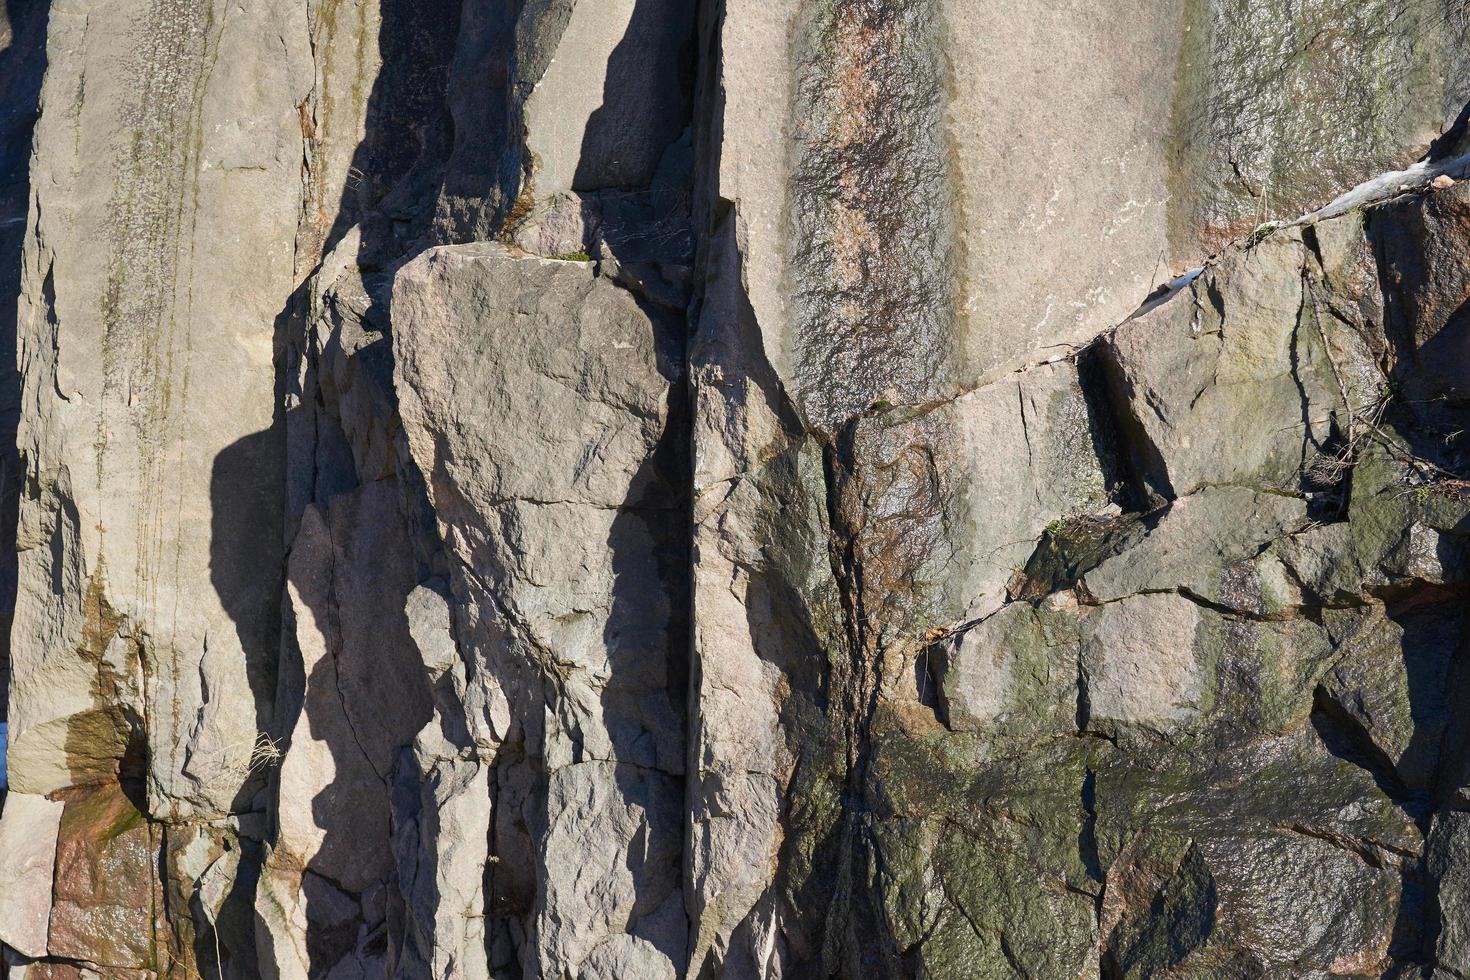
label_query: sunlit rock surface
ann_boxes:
[2,1,1470,977]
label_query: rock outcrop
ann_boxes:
[3,1,1470,978]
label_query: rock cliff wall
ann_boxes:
[2,1,1470,978]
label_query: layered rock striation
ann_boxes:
[3,1,1470,978]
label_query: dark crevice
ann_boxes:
[815,424,891,976]
[1310,684,1430,829]
[1079,768,1104,898]
[1278,821,1411,866]
[1077,346,1141,513]
[1009,512,1152,603]
[1095,339,1176,508]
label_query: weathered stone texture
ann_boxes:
[5,0,1470,977]
[0,792,63,958]
[392,243,689,977]
[14,0,310,822]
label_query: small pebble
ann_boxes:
[1432,174,1456,190]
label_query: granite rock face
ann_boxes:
[3,0,1470,977]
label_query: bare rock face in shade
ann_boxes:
[4,0,1470,977]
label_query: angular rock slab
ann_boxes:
[16,0,312,819]
[48,782,157,970]
[391,750,492,980]
[1104,232,1344,499]
[0,792,64,957]
[393,242,687,975]
[713,0,1467,415]
[1095,734,1419,975]
[1431,811,1470,975]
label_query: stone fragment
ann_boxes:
[1316,601,1464,793]
[537,763,684,976]
[256,476,435,974]
[578,934,679,980]
[872,744,1100,979]
[1430,811,1470,974]
[875,358,1117,628]
[22,965,155,980]
[1100,836,1216,977]
[48,782,155,970]
[1096,733,1418,975]
[1104,233,1349,498]
[406,581,458,681]
[273,502,392,896]
[321,480,432,778]
[393,241,687,972]
[1082,487,1307,607]
[0,792,64,957]
[392,751,492,980]
[1371,183,1470,406]
[931,594,1080,738]
[1082,593,1206,734]
[4,708,130,798]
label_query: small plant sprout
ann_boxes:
[1247,221,1279,246]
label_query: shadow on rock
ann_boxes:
[206,412,286,977]
[0,0,52,762]
[572,0,695,193]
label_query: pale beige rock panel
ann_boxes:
[0,792,64,958]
